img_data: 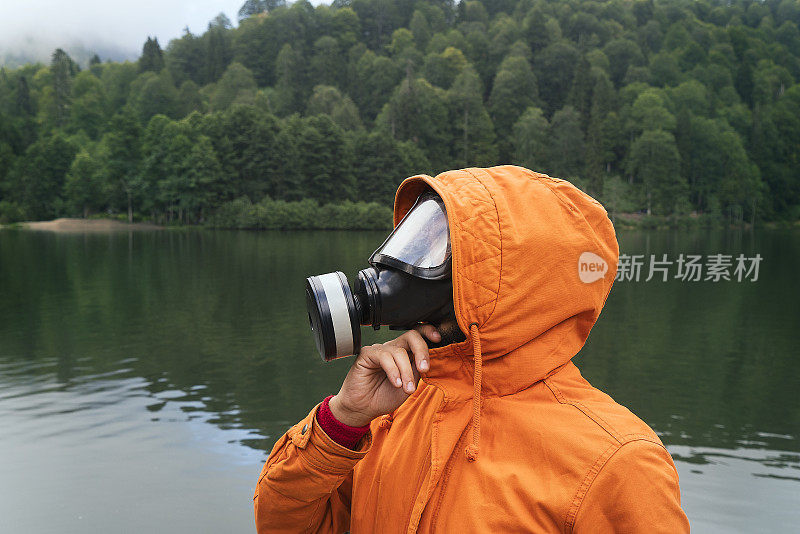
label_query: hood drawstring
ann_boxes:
[465,323,483,462]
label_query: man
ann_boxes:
[254,166,689,532]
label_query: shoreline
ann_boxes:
[2,216,796,233]
[12,218,163,233]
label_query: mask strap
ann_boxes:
[465,323,482,462]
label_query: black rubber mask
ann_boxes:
[305,193,454,361]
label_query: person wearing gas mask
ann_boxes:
[254,165,689,533]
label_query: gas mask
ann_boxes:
[305,192,453,361]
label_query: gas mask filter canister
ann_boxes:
[305,192,453,361]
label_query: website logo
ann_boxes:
[578,252,608,283]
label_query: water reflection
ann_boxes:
[0,228,798,532]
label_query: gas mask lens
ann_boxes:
[305,193,453,361]
[370,195,450,279]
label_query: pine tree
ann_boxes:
[448,65,496,166]
[512,107,549,171]
[238,0,267,22]
[89,54,103,76]
[51,48,77,127]
[139,37,165,73]
[206,20,233,83]
[567,56,593,131]
[489,51,538,160]
[627,129,684,215]
[274,44,306,115]
[548,106,584,178]
[16,76,33,116]
[585,74,616,191]
[64,150,101,218]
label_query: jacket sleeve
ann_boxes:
[253,402,372,534]
[572,439,690,533]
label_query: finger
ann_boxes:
[373,347,405,388]
[356,344,386,370]
[385,345,416,394]
[414,323,441,343]
[401,329,430,373]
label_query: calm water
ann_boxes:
[0,228,798,533]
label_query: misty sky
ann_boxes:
[1,1,326,61]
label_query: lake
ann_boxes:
[0,228,798,533]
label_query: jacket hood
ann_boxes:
[394,166,619,397]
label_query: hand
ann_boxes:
[328,324,441,428]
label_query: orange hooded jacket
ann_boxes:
[254,166,690,533]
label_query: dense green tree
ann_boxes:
[351,130,430,205]
[627,129,684,214]
[410,10,432,50]
[667,80,710,117]
[567,56,594,130]
[289,114,356,202]
[98,112,142,222]
[12,76,37,149]
[202,105,280,201]
[460,1,489,27]
[650,52,682,87]
[488,14,522,68]
[64,149,103,217]
[752,60,793,105]
[273,44,306,115]
[522,6,554,53]
[489,51,538,159]
[69,71,108,139]
[604,38,645,87]
[139,37,165,73]
[547,105,584,178]
[677,115,763,214]
[310,36,345,89]
[755,84,800,215]
[129,71,180,123]
[378,76,451,170]
[5,133,78,220]
[422,46,467,89]
[585,73,618,189]
[211,62,257,111]
[158,132,222,222]
[205,15,234,83]
[0,143,16,212]
[137,115,173,217]
[353,50,400,121]
[388,28,423,68]
[628,89,676,134]
[306,85,362,131]
[101,62,138,111]
[448,65,496,166]
[462,27,493,85]
[512,106,549,171]
[238,0,268,22]
[166,29,206,85]
[177,80,204,116]
[601,175,636,221]
[51,48,77,126]
[535,41,580,116]
[16,76,33,116]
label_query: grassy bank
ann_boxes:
[205,197,393,230]
[610,211,800,231]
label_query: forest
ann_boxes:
[1,0,799,229]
